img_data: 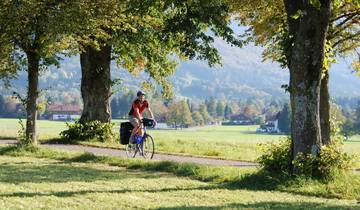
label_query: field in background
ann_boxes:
[0,118,359,162]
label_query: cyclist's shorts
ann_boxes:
[129,115,140,127]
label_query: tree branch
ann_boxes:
[332,31,360,49]
[328,16,359,40]
[330,10,359,23]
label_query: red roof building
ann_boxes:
[47,104,82,121]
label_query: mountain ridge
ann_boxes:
[1,39,359,101]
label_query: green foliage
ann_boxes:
[231,0,360,69]
[0,0,77,69]
[206,97,217,118]
[199,103,212,124]
[258,138,292,174]
[0,95,5,117]
[278,103,291,134]
[17,119,28,146]
[216,101,225,119]
[192,111,204,126]
[77,0,243,98]
[166,100,193,127]
[341,103,360,135]
[342,120,356,136]
[224,104,233,120]
[254,115,266,125]
[258,138,355,180]
[0,0,82,144]
[179,100,193,126]
[317,141,355,179]
[330,102,346,136]
[60,121,116,143]
[354,104,360,133]
[310,0,322,9]
[293,142,354,180]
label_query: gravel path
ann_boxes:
[0,140,259,168]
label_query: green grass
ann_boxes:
[0,145,359,209]
[0,118,124,140]
[1,118,360,164]
[77,125,285,161]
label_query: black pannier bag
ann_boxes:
[142,118,155,127]
[120,122,134,145]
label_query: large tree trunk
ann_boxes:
[25,50,40,146]
[79,44,112,124]
[284,0,331,163]
[320,72,331,145]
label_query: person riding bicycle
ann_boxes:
[128,91,156,144]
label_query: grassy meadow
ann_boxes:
[0,118,359,164]
[0,145,359,209]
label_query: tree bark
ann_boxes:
[284,0,331,161]
[79,44,112,124]
[25,50,40,146]
[320,72,331,145]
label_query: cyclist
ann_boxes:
[128,91,156,144]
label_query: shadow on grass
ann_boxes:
[67,152,105,162]
[0,147,168,184]
[0,146,358,201]
[0,185,216,198]
[221,169,360,200]
[156,202,359,210]
[240,130,284,136]
[0,162,163,184]
[0,146,20,155]
[222,170,288,191]
[0,136,17,140]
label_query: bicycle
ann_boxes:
[125,119,155,159]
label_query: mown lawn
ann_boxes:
[0,146,359,210]
[1,118,359,163]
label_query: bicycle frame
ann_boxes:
[134,126,147,145]
[126,119,155,159]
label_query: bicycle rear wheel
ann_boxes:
[141,134,154,159]
[125,143,137,158]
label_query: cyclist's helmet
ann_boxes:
[137,91,146,97]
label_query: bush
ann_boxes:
[318,142,355,179]
[258,138,355,180]
[17,119,28,146]
[257,138,292,174]
[60,121,116,143]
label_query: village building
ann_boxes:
[227,114,254,125]
[47,104,82,121]
[257,112,280,133]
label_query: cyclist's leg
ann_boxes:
[129,116,140,144]
[138,123,145,136]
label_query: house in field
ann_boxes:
[224,113,254,125]
[47,104,82,121]
[257,112,280,133]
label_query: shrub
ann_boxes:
[258,137,355,180]
[317,142,355,179]
[60,121,116,143]
[257,138,292,174]
[17,119,27,146]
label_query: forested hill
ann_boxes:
[1,38,359,101]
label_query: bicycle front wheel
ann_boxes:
[125,143,137,158]
[141,134,155,159]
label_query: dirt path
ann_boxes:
[0,140,259,168]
